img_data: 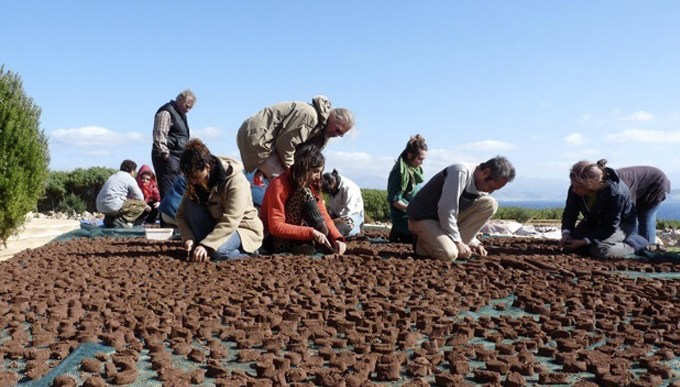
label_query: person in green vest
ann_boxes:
[386,134,427,243]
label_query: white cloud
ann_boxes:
[564,132,585,146]
[459,140,516,152]
[606,129,680,143]
[324,151,391,188]
[192,126,221,140]
[325,151,373,164]
[51,126,145,147]
[621,111,654,122]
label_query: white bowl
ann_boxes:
[145,228,174,240]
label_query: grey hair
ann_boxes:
[480,156,516,181]
[330,108,355,129]
[176,89,196,102]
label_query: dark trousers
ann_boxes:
[152,153,181,200]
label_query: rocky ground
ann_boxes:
[1,228,680,386]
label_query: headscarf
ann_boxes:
[136,164,160,203]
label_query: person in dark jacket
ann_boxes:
[617,166,671,244]
[560,159,647,258]
[151,89,196,199]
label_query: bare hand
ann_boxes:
[153,202,160,209]
[312,230,330,247]
[472,245,488,257]
[190,245,210,262]
[334,241,346,255]
[562,238,587,250]
[559,235,571,247]
[184,240,194,260]
[456,242,473,259]
[145,205,152,212]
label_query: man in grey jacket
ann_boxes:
[407,156,515,261]
[236,95,354,180]
[96,160,149,228]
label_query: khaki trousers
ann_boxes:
[258,152,286,180]
[408,196,498,261]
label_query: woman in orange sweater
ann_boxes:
[260,143,346,255]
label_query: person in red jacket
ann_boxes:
[260,143,347,255]
[134,164,161,225]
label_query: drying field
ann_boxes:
[1,232,680,386]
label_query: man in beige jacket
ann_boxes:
[176,139,263,262]
[236,95,354,180]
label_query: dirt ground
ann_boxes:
[0,217,80,262]
[1,229,680,386]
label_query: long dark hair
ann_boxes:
[290,143,325,192]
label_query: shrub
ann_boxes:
[362,189,390,223]
[57,192,87,216]
[657,219,680,230]
[38,167,116,213]
[493,206,536,223]
[38,170,69,212]
[65,166,116,212]
[493,206,564,223]
[0,66,50,245]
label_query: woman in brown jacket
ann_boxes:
[176,139,263,262]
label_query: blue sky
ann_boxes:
[3,1,680,198]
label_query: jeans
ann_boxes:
[635,204,660,244]
[182,200,245,260]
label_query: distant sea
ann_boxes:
[498,200,680,221]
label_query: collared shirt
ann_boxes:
[152,111,172,157]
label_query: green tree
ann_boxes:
[65,166,116,212]
[38,170,69,212]
[0,66,50,246]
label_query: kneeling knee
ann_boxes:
[432,247,458,261]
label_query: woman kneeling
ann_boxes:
[260,144,347,255]
[176,139,264,262]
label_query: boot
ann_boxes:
[103,215,115,228]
